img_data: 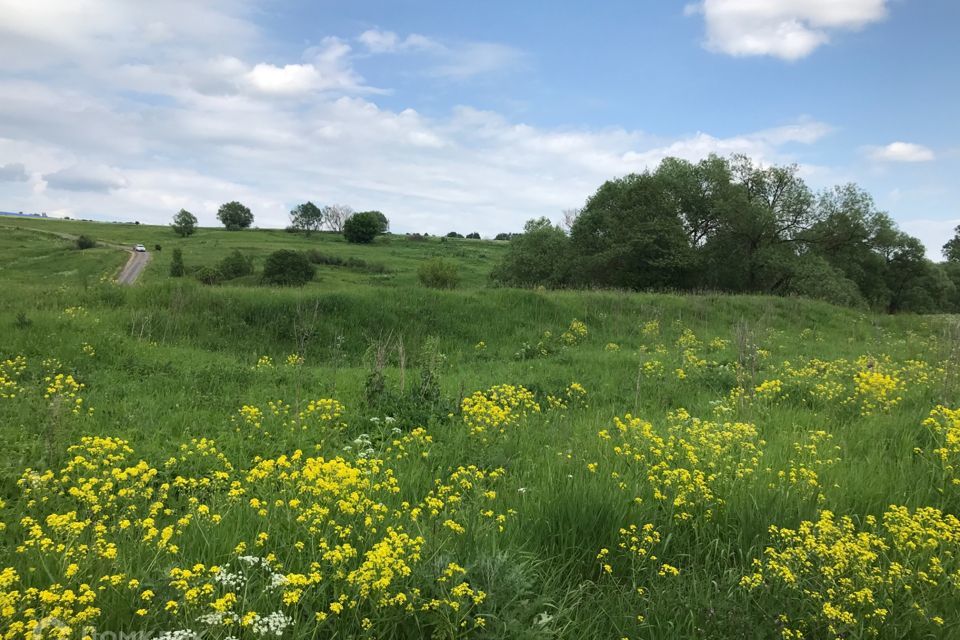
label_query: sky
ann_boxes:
[0,0,957,257]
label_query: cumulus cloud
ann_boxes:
[0,163,28,181]
[867,142,935,163]
[686,0,889,60]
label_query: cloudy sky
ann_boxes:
[0,0,957,256]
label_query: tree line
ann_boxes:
[492,154,960,313]
[170,201,389,244]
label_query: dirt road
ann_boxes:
[116,250,151,285]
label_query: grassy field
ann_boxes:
[2,217,960,639]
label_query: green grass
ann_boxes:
[1,218,959,639]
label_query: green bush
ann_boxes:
[170,248,185,277]
[194,265,222,285]
[262,250,315,286]
[217,250,254,280]
[418,258,460,289]
[344,211,389,244]
[75,235,96,250]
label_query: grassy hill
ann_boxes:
[1,217,959,639]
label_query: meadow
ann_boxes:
[1,218,960,639]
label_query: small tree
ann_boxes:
[170,248,185,277]
[418,259,460,289]
[289,202,325,236]
[343,211,388,244]
[323,204,353,232]
[171,209,198,237]
[217,201,253,230]
[262,250,315,286]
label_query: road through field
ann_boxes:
[116,249,151,284]
[0,223,150,285]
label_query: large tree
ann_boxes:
[289,201,325,236]
[170,209,198,237]
[217,201,253,230]
[569,171,695,290]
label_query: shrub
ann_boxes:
[305,250,344,266]
[418,258,460,289]
[343,211,389,244]
[75,235,96,250]
[217,249,254,280]
[466,232,481,239]
[446,232,464,238]
[262,250,315,286]
[154,244,162,251]
[170,248,185,277]
[194,265,222,285]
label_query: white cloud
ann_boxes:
[357,29,441,54]
[867,142,935,163]
[358,29,524,79]
[686,0,889,60]
[0,163,28,181]
[43,164,127,192]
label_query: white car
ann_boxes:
[134,244,146,252]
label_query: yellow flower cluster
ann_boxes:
[461,383,540,437]
[560,319,588,346]
[545,382,589,412]
[2,402,504,638]
[604,409,764,520]
[742,506,960,639]
[285,353,304,367]
[921,405,960,485]
[0,355,27,399]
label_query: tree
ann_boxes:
[171,209,198,237]
[363,210,389,234]
[569,172,695,290]
[323,204,353,232]
[465,232,481,239]
[289,202,325,236]
[217,201,253,230]
[491,218,571,287]
[446,232,464,238]
[944,225,960,262]
[344,211,388,244]
[170,248,185,277]
[262,250,315,286]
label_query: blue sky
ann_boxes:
[0,0,957,256]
